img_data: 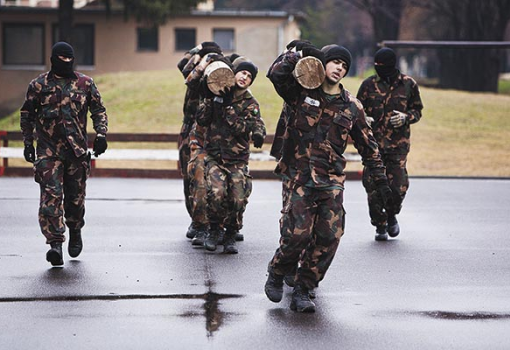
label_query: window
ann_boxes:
[213,29,234,51]
[2,23,45,66]
[52,24,95,66]
[137,26,159,52]
[175,28,196,51]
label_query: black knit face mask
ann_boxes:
[51,55,74,78]
[375,64,397,79]
[50,42,75,78]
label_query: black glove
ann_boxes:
[177,56,189,72]
[375,179,393,208]
[286,40,312,51]
[198,42,222,57]
[93,134,107,157]
[23,144,35,163]
[252,133,264,148]
[219,87,234,107]
[302,46,326,67]
[201,76,215,99]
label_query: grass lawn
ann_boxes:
[1,69,509,177]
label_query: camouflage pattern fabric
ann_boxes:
[356,73,423,154]
[269,184,345,290]
[34,151,90,243]
[266,51,387,288]
[195,87,264,232]
[268,51,387,188]
[363,153,409,226]
[20,71,107,243]
[269,102,291,160]
[205,159,252,231]
[196,89,266,164]
[357,73,423,226]
[187,131,208,229]
[20,71,108,155]
[178,56,201,216]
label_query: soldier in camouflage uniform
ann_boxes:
[264,43,392,312]
[196,60,266,254]
[356,47,423,241]
[177,42,222,240]
[20,42,108,266]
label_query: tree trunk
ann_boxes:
[369,0,403,46]
[58,0,74,44]
[416,0,510,92]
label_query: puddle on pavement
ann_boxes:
[417,311,510,320]
[0,291,242,337]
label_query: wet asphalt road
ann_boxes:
[1,177,509,349]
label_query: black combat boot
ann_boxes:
[290,285,316,313]
[308,287,316,299]
[217,228,225,245]
[186,224,197,239]
[264,267,284,302]
[191,229,207,246]
[375,224,388,241]
[46,242,64,266]
[68,229,83,258]
[387,215,400,237]
[234,231,244,241]
[284,266,297,287]
[204,228,221,252]
[223,231,238,254]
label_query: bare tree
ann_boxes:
[339,0,404,50]
[412,0,510,92]
[58,0,74,43]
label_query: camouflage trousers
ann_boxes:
[205,159,252,231]
[362,153,409,226]
[187,147,208,229]
[33,152,91,244]
[269,183,346,290]
[178,122,193,217]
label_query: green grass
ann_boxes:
[499,79,510,95]
[2,69,510,177]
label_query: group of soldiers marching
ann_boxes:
[176,42,266,254]
[21,39,422,314]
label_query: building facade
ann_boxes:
[0,4,300,114]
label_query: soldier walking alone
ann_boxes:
[20,42,108,266]
[356,47,424,241]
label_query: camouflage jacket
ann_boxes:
[268,51,387,188]
[178,55,201,146]
[356,72,423,154]
[196,89,266,164]
[20,71,108,158]
[269,102,291,160]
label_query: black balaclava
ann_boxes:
[374,48,398,81]
[50,42,75,78]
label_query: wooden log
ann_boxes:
[204,61,235,95]
[292,56,325,89]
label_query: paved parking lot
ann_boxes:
[1,177,509,349]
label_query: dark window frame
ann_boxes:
[137,26,159,52]
[175,28,196,52]
[213,28,235,51]
[52,23,95,66]
[2,22,45,66]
